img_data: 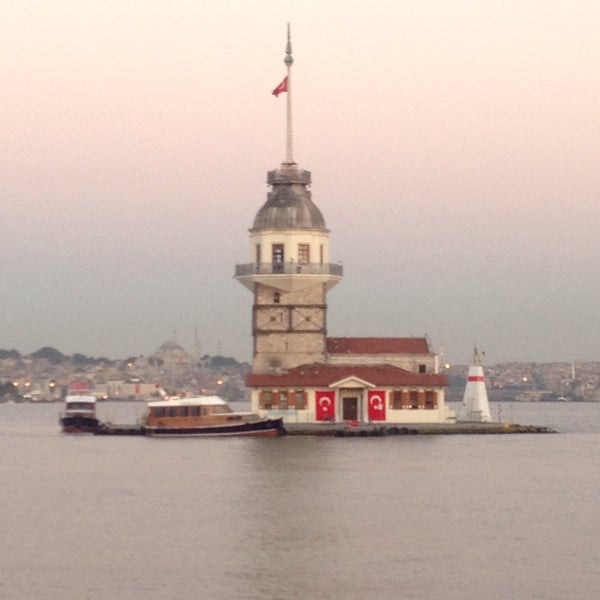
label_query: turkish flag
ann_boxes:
[315,390,335,421]
[368,390,386,421]
[272,76,288,97]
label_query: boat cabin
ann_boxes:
[145,396,254,428]
[64,395,97,414]
[143,395,283,437]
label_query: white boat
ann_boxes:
[59,395,100,433]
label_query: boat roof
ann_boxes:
[65,395,96,404]
[147,395,228,408]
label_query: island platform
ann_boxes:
[93,421,555,436]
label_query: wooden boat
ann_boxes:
[142,395,284,437]
[59,395,100,433]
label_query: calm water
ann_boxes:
[1,401,599,600]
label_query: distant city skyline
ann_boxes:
[2,2,600,365]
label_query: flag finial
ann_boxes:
[284,23,293,66]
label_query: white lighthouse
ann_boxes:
[459,347,492,422]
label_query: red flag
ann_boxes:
[272,76,288,97]
[315,390,335,421]
[368,390,386,421]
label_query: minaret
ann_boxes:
[235,25,343,373]
[459,347,492,422]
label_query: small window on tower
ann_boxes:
[255,244,261,265]
[273,292,281,304]
[298,244,310,264]
[272,244,284,272]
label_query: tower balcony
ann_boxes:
[235,261,343,293]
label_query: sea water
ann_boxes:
[0,401,599,600]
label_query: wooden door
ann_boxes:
[342,397,358,421]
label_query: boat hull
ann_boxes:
[60,415,100,434]
[142,418,284,438]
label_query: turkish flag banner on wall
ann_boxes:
[368,390,386,421]
[315,391,335,421]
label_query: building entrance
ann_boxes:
[342,397,359,421]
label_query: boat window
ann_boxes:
[67,402,95,411]
[153,407,166,417]
[191,406,200,416]
[180,406,189,417]
[168,406,177,417]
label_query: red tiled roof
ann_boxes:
[326,337,431,355]
[247,363,448,388]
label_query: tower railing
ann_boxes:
[235,262,343,277]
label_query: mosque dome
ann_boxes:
[157,339,184,353]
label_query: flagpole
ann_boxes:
[284,23,294,165]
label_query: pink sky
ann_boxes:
[2,1,600,364]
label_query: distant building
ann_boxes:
[235,29,454,425]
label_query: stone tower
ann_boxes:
[235,26,343,373]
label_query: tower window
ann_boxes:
[273,292,281,304]
[319,244,324,264]
[255,244,261,265]
[298,244,310,264]
[272,244,284,272]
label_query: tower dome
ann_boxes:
[252,166,326,231]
